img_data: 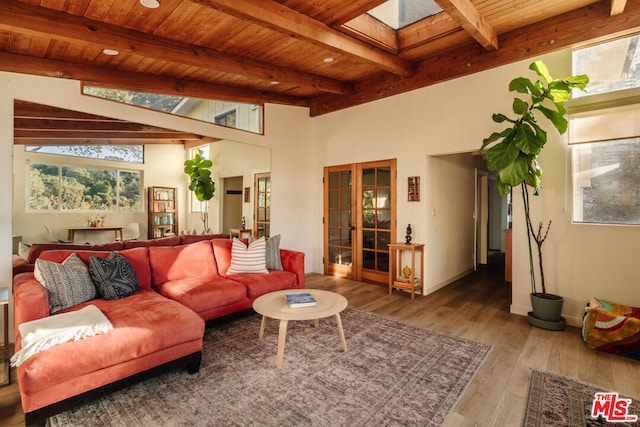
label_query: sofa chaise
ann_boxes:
[12,237,305,426]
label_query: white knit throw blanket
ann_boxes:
[11,304,113,367]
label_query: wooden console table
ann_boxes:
[67,226,123,243]
[388,242,425,300]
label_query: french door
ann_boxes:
[254,173,270,238]
[323,159,396,285]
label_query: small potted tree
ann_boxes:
[479,61,588,330]
[184,148,215,233]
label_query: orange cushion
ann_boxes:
[148,240,218,286]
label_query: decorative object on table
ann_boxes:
[184,148,215,233]
[284,291,317,308]
[405,223,412,244]
[388,242,424,300]
[479,61,588,331]
[86,214,106,228]
[523,369,640,427]
[241,216,246,229]
[49,309,490,427]
[407,176,420,201]
[402,265,411,279]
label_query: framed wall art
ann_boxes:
[408,176,420,202]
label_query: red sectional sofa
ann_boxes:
[11,234,227,277]
[12,237,305,426]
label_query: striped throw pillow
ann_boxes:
[226,237,268,274]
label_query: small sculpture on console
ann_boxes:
[241,216,246,229]
[405,224,412,244]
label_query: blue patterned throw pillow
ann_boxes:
[89,252,140,300]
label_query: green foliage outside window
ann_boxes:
[29,164,141,211]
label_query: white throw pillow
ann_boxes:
[18,242,31,261]
[226,237,268,274]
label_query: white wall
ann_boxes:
[308,49,640,327]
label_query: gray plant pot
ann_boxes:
[529,292,565,330]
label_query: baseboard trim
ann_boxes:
[424,268,475,296]
[510,303,582,328]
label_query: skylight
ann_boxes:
[367,0,442,30]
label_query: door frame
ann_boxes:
[323,159,397,285]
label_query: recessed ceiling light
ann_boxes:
[323,57,334,63]
[270,81,280,85]
[140,0,160,9]
[102,49,120,56]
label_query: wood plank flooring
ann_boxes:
[1,254,638,426]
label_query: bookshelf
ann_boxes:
[148,186,178,239]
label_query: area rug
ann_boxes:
[523,369,640,427]
[50,308,491,427]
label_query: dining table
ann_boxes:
[67,226,124,243]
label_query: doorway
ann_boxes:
[222,176,243,236]
[323,159,396,285]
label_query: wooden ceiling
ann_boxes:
[1,0,640,119]
[14,100,218,146]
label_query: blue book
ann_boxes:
[285,291,317,308]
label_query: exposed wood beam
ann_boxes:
[340,14,399,53]
[611,0,627,15]
[0,52,309,107]
[14,138,199,145]
[310,0,640,116]
[196,0,414,77]
[327,0,388,26]
[0,1,353,96]
[14,118,184,133]
[397,13,462,52]
[15,101,123,121]
[15,129,202,139]
[434,0,498,50]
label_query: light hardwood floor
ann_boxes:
[1,255,638,426]
[305,256,640,426]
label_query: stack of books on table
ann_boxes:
[285,292,317,308]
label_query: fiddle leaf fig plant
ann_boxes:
[184,148,215,233]
[479,61,588,294]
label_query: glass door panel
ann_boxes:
[324,160,396,284]
[324,165,355,277]
[254,173,270,238]
[357,162,394,284]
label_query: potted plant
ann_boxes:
[184,148,215,233]
[479,61,588,330]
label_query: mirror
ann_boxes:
[12,101,270,246]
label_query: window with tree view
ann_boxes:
[29,164,141,211]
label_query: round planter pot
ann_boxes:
[530,292,564,322]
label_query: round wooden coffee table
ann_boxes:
[252,289,348,368]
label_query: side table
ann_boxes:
[388,243,425,300]
[0,287,9,386]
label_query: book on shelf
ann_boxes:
[285,291,317,308]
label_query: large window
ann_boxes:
[29,163,141,212]
[572,34,640,97]
[570,34,640,225]
[82,85,263,134]
[572,138,640,225]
